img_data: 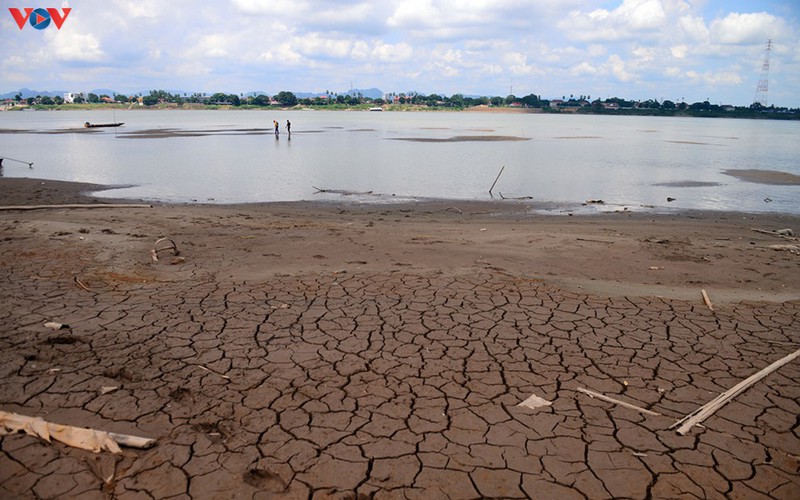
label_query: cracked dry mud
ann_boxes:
[1,199,799,499]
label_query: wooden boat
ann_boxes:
[84,122,124,128]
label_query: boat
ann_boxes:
[84,122,124,128]
[369,107,383,112]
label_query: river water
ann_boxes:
[0,109,798,214]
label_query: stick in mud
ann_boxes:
[577,387,661,416]
[489,165,505,198]
[671,348,800,435]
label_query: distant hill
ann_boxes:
[1,88,67,99]
[2,87,386,100]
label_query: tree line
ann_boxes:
[7,89,798,117]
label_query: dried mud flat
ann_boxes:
[1,178,799,499]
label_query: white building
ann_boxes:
[63,92,84,103]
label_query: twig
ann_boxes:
[671,348,800,435]
[197,365,231,380]
[577,387,661,416]
[701,289,714,311]
[577,238,615,244]
[74,276,91,291]
[0,204,151,212]
[498,192,533,200]
[489,165,505,198]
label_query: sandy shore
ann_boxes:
[1,177,799,498]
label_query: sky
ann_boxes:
[1,0,799,107]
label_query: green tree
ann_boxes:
[448,94,465,108]
[252,94,270,106]
[115,94,128,103]
[275,91,298,106]
[520,93,541,107]
[142,95,159,106]
[40,96,54,105]
[87,93,100,103]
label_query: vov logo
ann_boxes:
[9,7,72,30]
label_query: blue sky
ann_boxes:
[1,0,799,106]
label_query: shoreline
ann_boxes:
[2,177,798,303]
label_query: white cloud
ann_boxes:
[172,61,211,77]
[670,45,688,59]
[633,46,656,61]
[258,44,303,65]
[559,0,694,42]
[192,34,234,58]
[710,12,784,45]
[608,54,635,82]
[372,42,413,63]
[677,15,709,41]
[46,30,105,62]
[571,62,599,76]
[685,69,742,86]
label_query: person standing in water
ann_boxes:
[273,120,279,136]
[286,120,291,135]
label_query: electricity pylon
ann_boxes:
[753,39,772,107]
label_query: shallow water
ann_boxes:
[0,109,798,214]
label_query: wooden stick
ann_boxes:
[577,238,615,244]
[74,276,91,292]
[577,387,661,416]
[0,155,34,167]
[0,204,151,211]
[750,228,797,241]
[701,289,714,311]
[671,348,800,435]
[0,410,156,452]
[489,165,505,198]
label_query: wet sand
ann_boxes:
[723,169,800,185]
[1,177,798,498]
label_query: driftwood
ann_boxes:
[751,228,797,241]
[577,237,614,244]
[151,238,179,262]
[0,410,156,453]
[701,289,714,311]
[768,244,800,255]
[489,166,505,198]
[498,192,533,200]
[670,348,800,435]
[312,186,374,196]
[577,387,661,416]
[0,204,151,212]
